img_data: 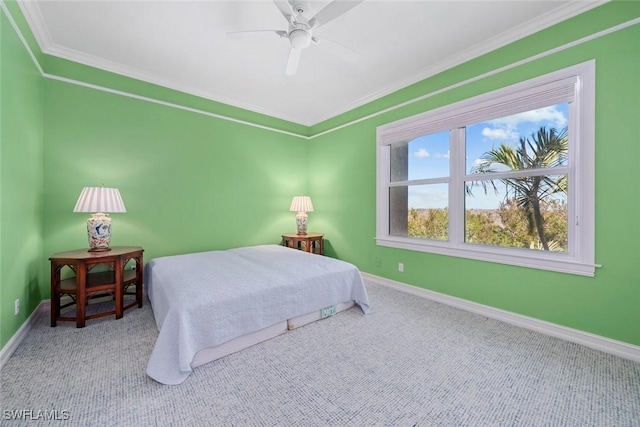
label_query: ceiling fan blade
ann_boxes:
[313,35,359,63]
[272,0,295,23]
[310,0,364,28]
[285,48,302,76]
[227,30,287,40]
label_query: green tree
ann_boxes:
[468,126,568,250]
[466,210,508,246]
[408,208,448,240]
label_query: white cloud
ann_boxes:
[518,106,568,127]
[489,106,567,129]
[408,185,448,209]
[414,148,430,158]
[479,105,567,144]
[481,127,518,140]
[414,149,448,159]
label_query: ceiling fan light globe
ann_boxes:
[289,29,311,49]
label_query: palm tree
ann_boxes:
[468,126,568,250]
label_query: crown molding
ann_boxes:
[7,0,636,141]
[16,0,608,127]
[307,0,608,125]
[41,41,308,127]
[15,1,307,125]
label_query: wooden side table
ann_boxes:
[282,233,324,255]
[49,246,144,328]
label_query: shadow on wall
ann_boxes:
[27,257,44,310]
[323,239,337,258]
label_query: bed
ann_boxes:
[144,244,370,385]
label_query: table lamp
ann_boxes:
[73,186,127,251]
[290,195,314,235]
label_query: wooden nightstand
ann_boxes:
[49,246,144,328]
[282,233,324,255]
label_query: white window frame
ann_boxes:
[376,61,596,276]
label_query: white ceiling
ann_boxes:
[18,0,604,126]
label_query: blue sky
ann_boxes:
[405,103,569,209]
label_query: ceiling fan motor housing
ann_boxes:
[289,24,311,49]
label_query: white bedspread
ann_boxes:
[145,244,370,385]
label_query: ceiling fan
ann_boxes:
[227,0,364,76]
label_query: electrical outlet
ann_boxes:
[398,263,404,272]
[14,299,20,315]
[375,257,382,268]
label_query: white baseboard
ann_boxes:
[0,300,50,371]
[362,273,640,363]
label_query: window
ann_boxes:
[376,61,595,276]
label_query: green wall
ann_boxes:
[0,5,44,348]
[1,1,639,351]
[43,80,308,264]
[310,2,640,346]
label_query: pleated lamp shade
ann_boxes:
[289,196,314,213]
[73,187,127,213]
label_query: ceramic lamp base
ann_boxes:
[296,212,308,235]
[86,212,113,251]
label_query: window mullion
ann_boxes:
[465,166,571,181]
[376,144,391,239]
[449,127,465,245]
[389,177,449,187]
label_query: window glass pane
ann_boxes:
[464,175,568,252]
[390,184,449,240]
[389,186,408,236]
[466,103,569,174]
[390,143,409,182]
[390,131,449,182]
